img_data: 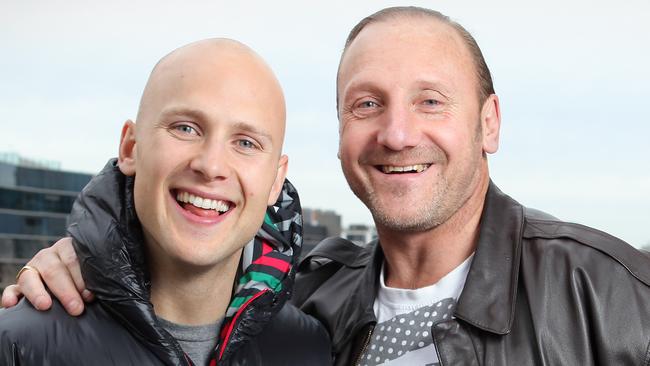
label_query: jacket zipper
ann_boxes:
[353,324,375,366]
[217,289,270,361]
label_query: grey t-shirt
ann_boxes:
[158,316,223,366]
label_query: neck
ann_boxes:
[378,171,490,289]
[148,250,242,325]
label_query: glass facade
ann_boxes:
[0,187,78,213]
[0,161,93,290]
[0,237,51,259]
[0,162,91,192]
[0,213,67,236]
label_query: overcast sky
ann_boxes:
[2,0,649,247]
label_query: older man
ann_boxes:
[5,7,650,366]
[0,39,330,365]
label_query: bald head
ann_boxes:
[136,38,286,149]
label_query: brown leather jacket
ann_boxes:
[293,182,650,365]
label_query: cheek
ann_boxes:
[239,161,276,201]
[133,156,175,218]
[144,134,193,168]
[425,123,475,156]
[136,156,170,187]
[239,171,273,228]
[339,126,366,159]
[133,177,155,230]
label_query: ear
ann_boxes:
[267,154,289,206]
[337,125,342,160]
[480,94,501,154]
[118,120,137,176]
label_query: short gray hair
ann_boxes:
[339,6,495,106]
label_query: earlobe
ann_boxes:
[267,155,289,206]
[481,94,501,154]
[118,120,137,176]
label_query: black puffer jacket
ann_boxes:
[0,160,331,365]
[294,182,650,365]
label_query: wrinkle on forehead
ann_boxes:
[338,16,476,101]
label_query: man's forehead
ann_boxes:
[338,17,475,90]
[136,39,286,137]
[345,17,466,64]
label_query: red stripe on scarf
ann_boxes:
[252,255,290,274]
[217,289,269,360]
[261,241,273,255]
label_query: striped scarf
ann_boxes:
[209,179,303,365]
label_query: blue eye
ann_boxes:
[423,99,439,106]
[238,139,255,149]
[175,124,199,135]
[359,100,378,108]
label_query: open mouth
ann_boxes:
[173,189,233,217]
[376,164,431,174]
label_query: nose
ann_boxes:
[376,104,421,151]
[188,139,230,181]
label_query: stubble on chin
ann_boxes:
[342,146,452,233]
[364,172,451,233]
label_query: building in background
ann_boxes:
[342,224,377,246]
[302,208,342,257]
[0,153,92,291]
[302,208,379,256]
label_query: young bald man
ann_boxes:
[0,39,330,365]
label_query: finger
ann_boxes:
[27,244,85,316]
[82,289,95,302]
[54,238,94,303]
[16,268,52,311]
[1,284,22,308]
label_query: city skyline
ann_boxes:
[2,0,649,247]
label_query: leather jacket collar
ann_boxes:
[455,182,524,335]
[314,181,524,351]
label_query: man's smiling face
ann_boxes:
[118,39,287,269]
[337,17,496,232]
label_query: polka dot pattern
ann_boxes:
[359,297,456,365]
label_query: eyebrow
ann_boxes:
[342,79,451,98]
[414,79,452,94]
[342,80,383,97]
[158,106,274,142]
[159,106,209,121]
[231,121,273,143]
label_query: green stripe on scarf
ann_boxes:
[263,213,277,230]
[237,271,283,291]
[229,294,254,309]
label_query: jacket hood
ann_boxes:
[67,159,304,365]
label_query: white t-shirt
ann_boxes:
[359,254,474,366]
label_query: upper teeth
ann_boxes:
[176,191,230,212]
[381,164,430,173]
